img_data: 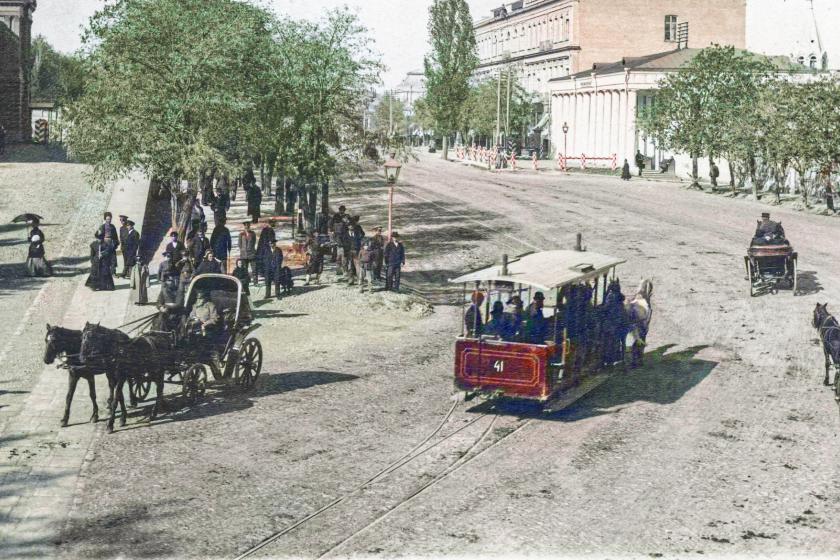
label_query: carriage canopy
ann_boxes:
[449,250,626,291]
[183,274,251,325]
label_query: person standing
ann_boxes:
[26,234,52,277]
[191,227,211,265]
[121,220,140,278]
[96,212,119,248]
[635,151,645,177]
[621,159,632,181]
[304,233,323,285]
[329,205,347,263]
[710,161,720,188]
[118,214,129,251]
[384,232,405,292]
[212,180,230,225]
[196,250,222,275]
[358,238,374,293]
[263,243,285,299]
[130,252,150,305]
[27,217,44,243]
[238,221,258,283]
[348,216,364,285]
[246,183,262,224]
[256,219,277,281]
[210,217,232,273]
[232,259,251,295]
[85,232,116,291]
[370,226,385,282]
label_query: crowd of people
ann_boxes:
[84,212,145,297]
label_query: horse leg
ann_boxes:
[62,374,79,427]
[824,350,831,386]
[118,382,128,427]
[86,375,99,423]
[128,378,138,408]
[150,376,166,420]
[107,378,121,433]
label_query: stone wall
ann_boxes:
[577,0,746,72]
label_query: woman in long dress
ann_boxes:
[130,254,150,305]
[26,235,52,277]
[85,234,116,291]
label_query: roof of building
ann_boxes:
[551,48,812,82]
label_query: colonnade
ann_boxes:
[552,89,639,164]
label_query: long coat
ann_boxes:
[210,225,232,261]
[123,228,140,268]
[86,239,116,291]
[264,249,284,281]
[246,186,262,219]
[239,230,257,260]
[96,223,120,249]
[130,261,150,304]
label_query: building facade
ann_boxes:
[747,0,833,70]
[473,0,747,151]
[0,0,35,142]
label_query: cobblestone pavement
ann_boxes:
[0,159,149,558]
[35,153,840,558]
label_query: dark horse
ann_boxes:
[44,324,117,427]
[80,322,169,432]
[813,303,840,396]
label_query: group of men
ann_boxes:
[465,291,549,344]
[85,212,142,293]
[328,205,406,292]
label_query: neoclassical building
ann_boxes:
[0,0,35,142]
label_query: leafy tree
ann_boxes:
[462,75,534,145]
[31,36,85,105]
[372,92,407,140]
[423,0,478,159]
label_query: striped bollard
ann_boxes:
[510,152,517,171]
[581,154,587,171]
[532,153,538,171]
[610,154,617,171]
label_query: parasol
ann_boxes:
[12,213,44,224]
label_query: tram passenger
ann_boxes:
[484,301,511,339]
[522,292,549,344]
[464,291,485,337]
[505,295,524,341]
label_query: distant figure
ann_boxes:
[263,243,285,299]
[122,220,140,278]
[484,301,509,339]
[210,218,232,273]
[246,183,262,224]
[0,125,6,155]
[465,291,485,337]
[86,233,116,291]
[370,226,385,281]
[27,217,44,243]
[384,232,405,292]
[232,259,251,295]
[752,212,786,245]
[304,233,323,285]
[130,252,150,305]
[710,161,720,188]
[522,292,549,344]
[26,234,52,277]
[195,250,222,275]
[238,221,258,282]
[635,151,645,177]
[621,159,632,181]
[358,238,375,293]
[256,220,277,281]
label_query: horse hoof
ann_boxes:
[60,420,68,428]
[119,418,127,427]
[107,425,114,434]
[91,414,99,423]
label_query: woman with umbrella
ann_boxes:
[26,234,52,277]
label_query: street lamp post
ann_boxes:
[383,152,402,240]
[562,121,569,173]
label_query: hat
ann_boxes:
[127,220,135,227]
[374,226,383,232]
[30,234,40,243]
[533,292,545,301]
[118,215,128,220]
[339,205,346,211]
[507,295,523,306]
[242,221,251,226]
[761,212,770,218]
[169,231,178,237]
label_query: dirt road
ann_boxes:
[61,154,840,558]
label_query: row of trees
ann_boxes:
[65,0,382,229]
[639,46,840,205]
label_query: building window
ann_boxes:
[665,15,677,42]
[809,55,817,69]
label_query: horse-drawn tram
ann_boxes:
[449,250,651,404]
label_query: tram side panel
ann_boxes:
[454,339,557,400]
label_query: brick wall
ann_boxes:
[0,23,24,142]
[576,0,747,72]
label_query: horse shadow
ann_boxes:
[796,270,823,296]
[467,345,716,422]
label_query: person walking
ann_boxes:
[26,234,52,277]
[85,232,116,291]
[27,217,45,243]
[358,238,375,293]
[210,217,232,273]
[384,232,405,292]
[256,219,277,281]
[621,159,632,181]
[263,243,285,299]
[348,216,364,285]
[122,220,140,278]
[238,221,258,283]
[232,258,251,295]
[246,183,262,224]
[635,151,646,177]
[212,179,230,225]
[130,252,150,305]
[370,226,385,282]
[304,233,323,285]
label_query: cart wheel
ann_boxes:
[182,364,208,403]
[129,379,151,403]
[792,257,798,295]
[235,339,263,389]
[747,260,757,297]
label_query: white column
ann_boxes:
[570,93,579,156]
[584,93,593,157]
[618,90,628,161]
[627,90,638,161]
[610,90,619,156]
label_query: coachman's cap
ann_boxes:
[761,212,770,218]
[127,220,135,227]
[534,291,545,301]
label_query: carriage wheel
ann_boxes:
[235,339,263,389]
[130,379,152,403]
[747,260,757,297]
[182,364,208,403]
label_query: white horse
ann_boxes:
[625,279,654,367]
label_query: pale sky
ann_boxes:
[32,0,502,89]
[31,1,840,88]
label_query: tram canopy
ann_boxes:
[449,250,625,291]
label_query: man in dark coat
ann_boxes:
[710,161,720,187]
[212,182,230,225]
[238,221,258,282]
[122,220,140,278]
[191,228,211,264]
[163,231,185,261]
[522,292,549,344]
[118,215,129,250]
[370,226,385,281]
[384,232,405,292]
[348,216,364,283]
[621,159,632,181]
[329,205,347,263]
[256,220,277,280]
[752,212,786,245]
[635,151,645,177]
[246,184,262,224]
[210,218,232,273]
[232,259,251,295]
[86,233,117,291]
[263,243,285,299]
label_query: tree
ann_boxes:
[423,0,478,160]
[639,46,773,190]
[372,92,407,141]
[31,36,85,105]
[462,75,534,145]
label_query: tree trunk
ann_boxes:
[308,184,317,230]
[265,152,276,198]
[749,155,759,200]
[320,181,329,215]
[729,160,736,192]
[282,177,291,214]
[691,154,700,189]
[775,168,782,204]
[800,172,809,207]
[442,135,449,161]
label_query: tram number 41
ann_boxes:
[492,360,505,373]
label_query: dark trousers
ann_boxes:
[264,280,281,299]
[241,258,257,282]
[386,265,401,291]
[374,254,383,280]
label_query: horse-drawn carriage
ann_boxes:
[744,243,798,297]
[449,250,652,403]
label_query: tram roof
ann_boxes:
[449,250,625,291]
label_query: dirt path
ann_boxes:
[59,154,840,558]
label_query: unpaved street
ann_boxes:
[59,153,840,558]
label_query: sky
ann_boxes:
[31,0,840,88]
[31,0,502,89]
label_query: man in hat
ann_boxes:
[522,291,549,344]
[348,216,365,284]
[121,219,140,278]
[189,289,220,337]
[464,291,485,337]
[238,221,258,282]
[329,205,348,263]
[191,226,211,265]
[752,212,786,245]
[384,232,405,292]
[263,242,285,299]
[159,231,185,282]
[210,217,232,273]
[370,226,385,281]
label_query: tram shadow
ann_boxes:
[468,345,717,421]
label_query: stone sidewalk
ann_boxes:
[0,173,150,558]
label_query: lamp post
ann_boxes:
[383,152,402,239]
[562,121,569,173]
